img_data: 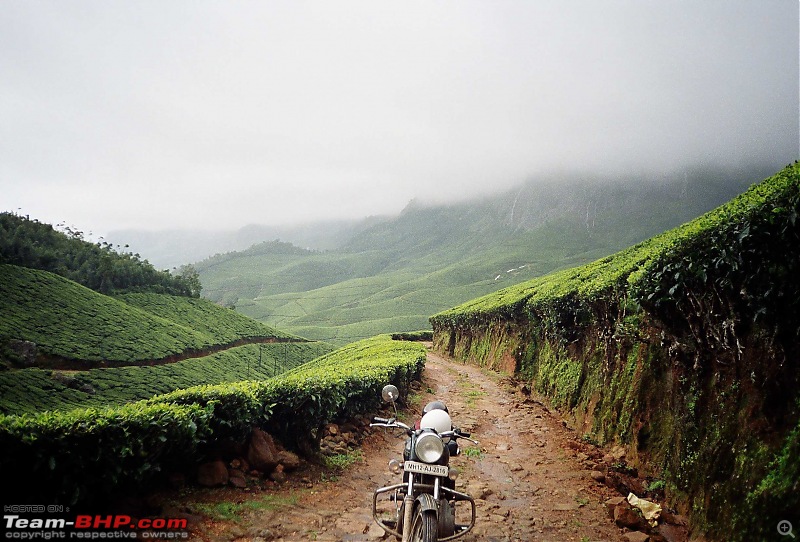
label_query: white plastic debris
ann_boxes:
[627,492,662,527]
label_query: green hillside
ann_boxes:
[430,163,800,541]
[197,167,761,344]
[0,335,424,505]
[0,212,197,296]
[0,342,332,416]
[432,164,800,324]
[0,264,298,367]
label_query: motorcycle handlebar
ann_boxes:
[369,417,477,442]
[370,417,412,431]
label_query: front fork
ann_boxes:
[400,477,440,542]
[373,474,476,541]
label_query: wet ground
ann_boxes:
[163,347,686,541]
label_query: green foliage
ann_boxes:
[0,401,211,505]
[462,447,483,459]
[391,330,433,341]
[432,163,800,340]
[0,335,425,504]
[0,343,333,416]
[189,493,299,522]
[324,449,363,470]
[118,292,295,344]
[0,212,194,296]
[432,163,800,538]
[197,170,755,345]
[0,265,295,364]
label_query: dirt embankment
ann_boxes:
[158,348,687,541]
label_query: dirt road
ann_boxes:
[178,348,678,541]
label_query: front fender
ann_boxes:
[415,493,438,515]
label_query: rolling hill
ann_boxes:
[0,263,334,416]
[194,166,765,344]
[0,264,299,367]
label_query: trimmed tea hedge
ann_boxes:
[0,342,333,416]
[0,335,425,505]
[0,265,295,364]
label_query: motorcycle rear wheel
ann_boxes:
[410,506,437,542]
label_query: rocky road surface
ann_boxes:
[171,347,688,542]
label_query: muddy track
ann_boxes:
[171,348,685,541]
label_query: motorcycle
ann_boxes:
[370,384,479,542]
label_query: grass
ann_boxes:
[324,449,364,470]
[189,493,299,522]
[462,447,483,460]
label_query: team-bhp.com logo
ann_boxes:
[4,513,189,539]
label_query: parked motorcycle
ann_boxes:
[370,384,479,541]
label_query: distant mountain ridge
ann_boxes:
[191,165,771,344]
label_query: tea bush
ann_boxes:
[0,335,425,504]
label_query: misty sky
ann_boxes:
[2,1,798,234]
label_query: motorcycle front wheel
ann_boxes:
[410,505,437,542]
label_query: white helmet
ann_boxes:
[420,409,452,434]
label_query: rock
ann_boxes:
[660,510,688,526]
[229,474,247,488]
[610,445,627,461]
[365,521,386,539]
[604,496,626,518]
[590,470,606,483]
[605,472,634,495]
[622,532,650,542]
[614,504,648,531]
[277,450,302,471]
[228,468,247,488]
[325,423,339,436]
[197,460,228,487]
[247,428,279,472]
[269,470,287,484]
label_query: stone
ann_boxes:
[277,450,302,471]
[197,460,228,487]
[622,532,650,542]
[247,428,279,472]
[229,474,247,488]
[590,470,606,483]
[269,470,287,483]
[610,445,627,461]
[614,504,648,531]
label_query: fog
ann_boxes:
[1,1,797,234]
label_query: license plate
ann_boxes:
[404,461,448,477]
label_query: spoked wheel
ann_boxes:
[410,505,437,542]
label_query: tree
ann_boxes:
[175,264,202,298]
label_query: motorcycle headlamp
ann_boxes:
[415,431,444,463]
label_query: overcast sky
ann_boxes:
[2,1,798,234]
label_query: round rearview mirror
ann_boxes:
[381,384,400,403]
